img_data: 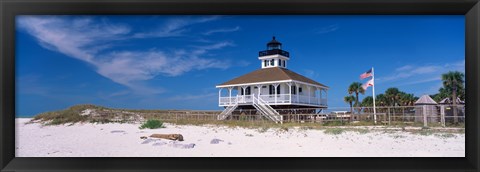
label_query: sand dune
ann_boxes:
[15,118,465,157]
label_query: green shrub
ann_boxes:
[46,118,63,125]
[139,119,165,129]
[324,128,345,135]
[323,120,344,126]
[352,128,370,134]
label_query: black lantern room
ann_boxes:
[259,36,290,58]
[267,36,282,50]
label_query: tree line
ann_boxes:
[344,71,465,114]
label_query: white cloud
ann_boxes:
[315,24,339,34]
[380,65,441,82]
[132,16,222,38]
[303,69,318,78]
[203,26,240,35]
[377,60,465,86]
[18,16,130,63]
[18,16,231,94]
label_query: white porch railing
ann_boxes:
[219,94,327,106]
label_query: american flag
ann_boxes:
[362,78,374,90]
[360,68,373,79]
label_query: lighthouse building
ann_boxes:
[216,37,329,122]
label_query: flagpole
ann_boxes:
[372,67,377,124]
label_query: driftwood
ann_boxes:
[141,134,184,141]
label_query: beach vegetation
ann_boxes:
[322,120,344,126]
[32,104,96,125]
[351,128,370,134]
[46,118,63,125]
[279,126,289,132]
[257,127,270,133]
[139,119,165,129]
[323,128,345,135]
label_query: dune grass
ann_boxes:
[31,104,99,125]
[139,119,165,129]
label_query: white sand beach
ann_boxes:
[15,118,465,157]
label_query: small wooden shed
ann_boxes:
[414,95,438,123]
[438,97,465,123]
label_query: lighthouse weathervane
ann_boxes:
[216,37,329,123]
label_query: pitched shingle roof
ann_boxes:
[217,67,328,88]
[414,95,437,105]
[439,97,465,104]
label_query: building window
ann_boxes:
[291,86,296,95]
[264,60,267,67]
[270,59,274,66]
[278,59,281,66]
[241,88,244,95]
[282,60,285,67]
[269,85,274,95]
[245,87,251,95]
[299,87,303,93]
[276,85,281,94]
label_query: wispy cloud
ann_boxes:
[379,65,441,82]
[315,24,339,34]
[18,16,231,94]
[203,26,240,35]
[133,16,222,38]
[376,60,465,86]
[18,16,130,63]
[303,69,319,78]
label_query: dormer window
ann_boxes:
[270,59,274,66]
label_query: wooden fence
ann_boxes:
[134,105,465,127]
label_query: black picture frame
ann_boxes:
[1,0,479,171]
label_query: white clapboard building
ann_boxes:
[216,37,329,122]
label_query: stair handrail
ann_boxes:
[252,95,273,120]
[217,97,239,120]
[253,95,281,122]
[257,96,281,121]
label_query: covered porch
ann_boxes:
[217,81,328,107]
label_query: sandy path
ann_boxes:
[15,118,465,157]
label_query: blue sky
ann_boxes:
[16,15,465,117]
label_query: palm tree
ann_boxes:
[361,96,374,107]
[441,71,465,124]
[361,96,374,113]
[399,93,416,106]
[344,95,355,121]
[385,88,401,106]
[348,82,365,113]
[375,94,387,106]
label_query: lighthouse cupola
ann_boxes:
[259,36,290,69]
